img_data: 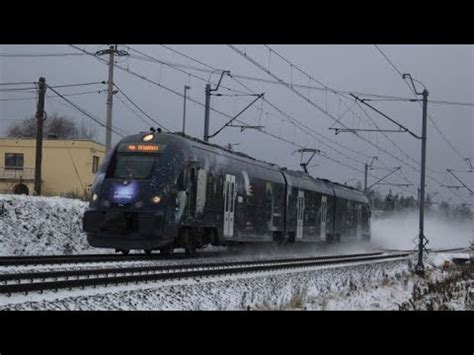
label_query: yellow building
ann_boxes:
[0,138,105,199]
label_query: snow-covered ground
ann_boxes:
[0,194,99,255]
[0,253,470,310]
[0,194,471,310]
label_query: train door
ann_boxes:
[223,174,236,237]
[320,195,327,241]
[296,190,305,240]
[195,169,207,216]
[356,203,362,239]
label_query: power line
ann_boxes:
[47,81,105,89]
[114,95,153,131]
[0,87,36,92]
[229,45,444,184]
[72,46,439,195]
[49,96,129,138]
[261,46,450,186]
[155,45,428,191]
[71,45,407,185]
[131,46,471,172]
[374,46,471,204]
[235,45,468,204]
[142,48,422,101]
[140,45,376,165]
[129,45,373,165]
[113,83,169,131]
[126,46,441,193]
[0,89,106,102]
[0,82,36,86]
[47,85,125,138]
[0,53,85,57]
[128,47,248,95]
[428,99,474,107]
[374,45,404,77]
[374,45,469,164]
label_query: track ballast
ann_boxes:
[0,251,409,295]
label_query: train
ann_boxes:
[83,130,371,255]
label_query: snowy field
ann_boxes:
[0,194,471,310]
[0,194,100,255]
[0,252,470,310]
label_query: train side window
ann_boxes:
[177,169,188,191]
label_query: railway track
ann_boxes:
[0,251,409,296]
[0,251,224,267]
[381,247,470,253]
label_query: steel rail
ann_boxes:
[0,252,408,295]
[0,251,223,267]
[0,251,385,283]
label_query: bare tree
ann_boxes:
[7,113,96,140]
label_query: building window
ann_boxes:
[5,153,24,170]
[92,156,100,173]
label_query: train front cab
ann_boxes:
[83,133,186,253]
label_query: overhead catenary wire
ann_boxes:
[109,47,442,195]
[0,89,107,102]
[47,85,125,138]
[0,53,86,58]
[229,45,445,186]
[128,52,474,108]
[69,45,410,186]
[68,45,472,203]
[374,45,469,165]
[374,45,472,203]
[135,45,469,181]
[114,95,154,131]
[263,46,453,187]
[0,82,36,86]
[112,83,169,131]
[141,45,374,164]
[237,45,474,203]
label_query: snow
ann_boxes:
[0,194,471,310]
[0,194,100,255]
[371,211,473,250]
[0,251,469,310]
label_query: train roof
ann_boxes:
[322,179,369,203]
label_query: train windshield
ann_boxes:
[110,153,159,180]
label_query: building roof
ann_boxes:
[0,137,105,149]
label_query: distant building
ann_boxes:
[0,138,105,199]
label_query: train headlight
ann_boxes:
[151,196,161,204]
[142,133,154,142]
[92,193,98,202]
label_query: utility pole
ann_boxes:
[399,73,430,275]
[348,75,430,274]
[34,77,46,196]
[95,45,128,153]
[364,156,378,192]
[415,88,429,275]
[105,47,115,153]
[182,85,191,135]
[203,71,230,142]
[204,84,211,141]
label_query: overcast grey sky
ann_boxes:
[0,45,472,204]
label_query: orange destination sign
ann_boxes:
[127,144,160,152]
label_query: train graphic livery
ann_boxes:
[83,131,371,255]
